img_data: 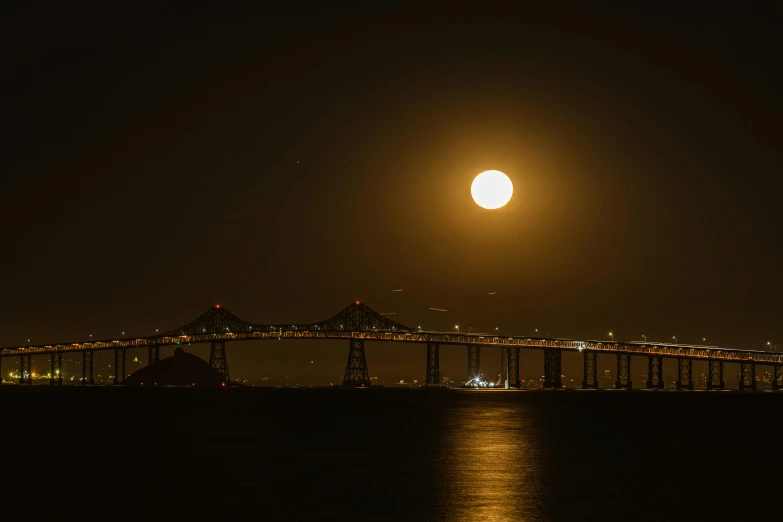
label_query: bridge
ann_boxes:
[1,301,781,390]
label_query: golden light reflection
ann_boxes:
[433,391,542,521]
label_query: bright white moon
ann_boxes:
[471,170,513,209]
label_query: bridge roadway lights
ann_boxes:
[676,358,693,390]
[50,352,63,385]
[82,350,94,385]
[426,343,440,385]
[543,349,562,389]
[739,361,756,391]
[582,351,598,389]
[615,353,632,390]
[645,355,664,389]
[343,339,371,387]
[467,345,480,384]
[507,346,520,388]
[20,354,32,385]
[209,341,230,383]
[706,360,725,390]
[114,347,126,385]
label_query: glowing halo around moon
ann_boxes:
[471,170,513,209]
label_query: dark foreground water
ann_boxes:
[2,387,780,521]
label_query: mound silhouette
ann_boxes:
[124,348,226,386]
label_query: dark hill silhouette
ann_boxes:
[124,348,226,386]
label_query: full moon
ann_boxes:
[471,170,513,209]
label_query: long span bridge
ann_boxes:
[1,302,781,390]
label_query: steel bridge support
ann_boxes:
[343,339,370,387]
[676,358,693,390]
[426,342,440,385]
[543,349,562,389]
[615,353,632,389]
[707,360,724,390]
[774,365,781,391]
[82,350,94,385]
[739,361,756,391]
[50,352,62,385]
[507,346,520,388]
[114,347,126,385]
[646,355,664,389]
[148,344,160,366]
[209,341,230,384]
[582,351,598,389]
[467,345,480,383]
[20,354,32,385]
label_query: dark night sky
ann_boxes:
[3,1,782,382]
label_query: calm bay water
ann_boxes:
[2,387,779,521]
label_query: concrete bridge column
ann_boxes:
[426,343,440,385]
[114,347,126,385]
[646,355,664,389]
[19,354,32,385]
[50,352,62,385]
[507,346,520,388]
[82,350,94,385]
[343,339,370,387]
[543,349,562,389]
[706,360,724,390]
[774,365,781,391]
[739,361,756,391]
[676,358,693,390]
[467,345,480,384]
[582,351,598,389]
[615,353,632,389]
[148,344,160,366]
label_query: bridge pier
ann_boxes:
[148,344,160,366]
[20,354,32,385]
[582,351,598,389]
[676,358,693,390]
[343,339,370,387]
[114,347,126,385]
[50,352,62,385]
[706,360,724,390]
[615,353,632,389]
[426,343,440,385]
[646,355,664,389]
[467,345,480,384]
[774,365,781,390]
[209,341,230,384]
[507,346,520,388]
[739,361,756,391]
[543,349,562,389]
[82,350,94,385]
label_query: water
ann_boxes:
[2,387,779,521]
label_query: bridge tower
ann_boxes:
[543,349,562,388]
[739,361,756,391]
[774,365,781,391]
[467,345,480,384]
[19,354,32,385]
[426,343,440,385]
[82,350,94,385]
[582,351,599,389]
[343,339,370,386]
[50,352,62,385]
[507,346,520,388]
[707,360,724,390]
[676,358,693,390]
[114,347,126,385]
[645,355,664,389]
[615,353,632,389]
[209,341,230,384]
[148,344,160,366]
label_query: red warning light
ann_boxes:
[215,304,221,309]
[356,301,360,305]
[221,382,226,387]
